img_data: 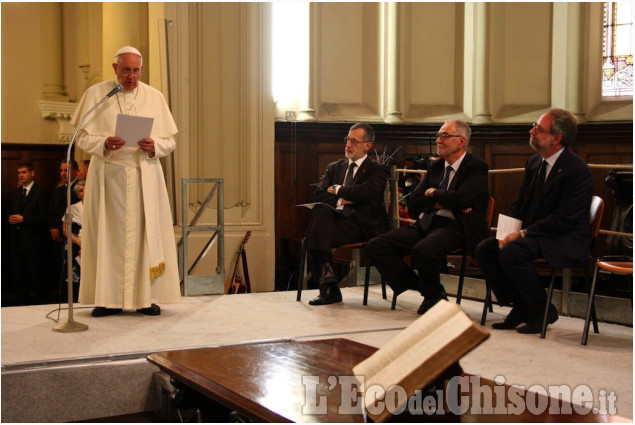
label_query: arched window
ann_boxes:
[602,2,633,98]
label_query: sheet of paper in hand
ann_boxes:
[496,214,522,240]
[115,114,154,147]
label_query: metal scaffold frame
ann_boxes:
[178,178,225,296]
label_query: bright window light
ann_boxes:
[272,2,310,114]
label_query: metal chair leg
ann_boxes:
[296,238,307,302]
[481,283,491,326]
[540,268,557,339]
[456,251,467,305]
[363,262,371,305]
[582,263,600,345]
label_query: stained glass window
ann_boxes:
[602,2,633,98]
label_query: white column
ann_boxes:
[41,3,68,101]
[472,2,491,124]
[565,2,586,123]
[384,2,403,124]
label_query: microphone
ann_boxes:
[104,84,123,100]
[53,83,120,333]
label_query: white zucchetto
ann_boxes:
[114,46,142,59]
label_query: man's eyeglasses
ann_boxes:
[344,137,367,145]
[119,68,142,76]
[436,133,462,140]
[531,123,552,134]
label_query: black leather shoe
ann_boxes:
[137,303,161,316]
[308,284,342,306]
[517,303,558,334]
[91,307,123,317]
[492,306,529,330]
[416,291,448,315]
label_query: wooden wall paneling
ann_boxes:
[1,145,68,197]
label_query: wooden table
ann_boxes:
[147,338,624,423]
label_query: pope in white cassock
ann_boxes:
[71,46,180,317]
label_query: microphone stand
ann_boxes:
[53,86,121,333]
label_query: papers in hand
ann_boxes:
[496,214,522,240]
[115,114,154,147]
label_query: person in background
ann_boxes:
[71,45,180,317]
[61,180,85,302]
[48,159,79,298]
[475,108,593,334]
[77,159,90,181]
[8,162,51,305]
[49,159,79,243]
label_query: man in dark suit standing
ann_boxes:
[475,108,593,334]
[366,120,489,315]
[305,122,389,306]
[8,162,51,305]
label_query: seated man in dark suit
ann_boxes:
[365,120,490,315]
[475,108,593,334]
[306,122,389,306]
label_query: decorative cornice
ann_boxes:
[38,100,78,142]
[38,100,77,119]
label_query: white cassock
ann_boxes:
[71,79,181,309]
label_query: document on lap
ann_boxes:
[115,114,154,147]
[297,202,339,211]
[496,214,522,240]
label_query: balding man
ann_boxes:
[71,46,180,317]
[366,120,490,315]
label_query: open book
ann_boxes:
[352,300,489,422]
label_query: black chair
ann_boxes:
[480,196,605,337]
[296,239,388,305]
[582,259,632,345]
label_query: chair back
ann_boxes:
[589,195,604,254]
[589,195,604,239]
[485,196,495,228]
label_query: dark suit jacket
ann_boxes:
[48,180,79,233]
[408,153,490,255]
[510,149,593,267]
[314,157,389,240]
[9,183,50,252]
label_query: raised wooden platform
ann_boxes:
[1,287,632,422]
